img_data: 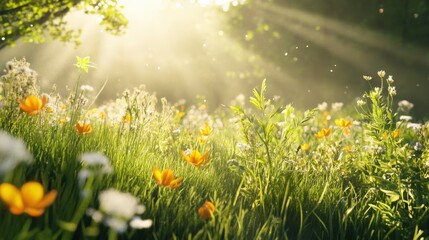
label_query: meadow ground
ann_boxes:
[1,58,428,239]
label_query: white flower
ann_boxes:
[78,152,113,185]
[398,100,414,114]
[317,102,328,111]
[363,75,372,81]
[331,102,344,111]
[0,131,32,176]
[399,115,412,122]
[387,75,394,84]
[130,217,153,229]
[407,123,422,131]
[80,85,94,92]
[377,70,385,78]
[356,99,366,106]
[388,86,396,96]
[97,189,151,233]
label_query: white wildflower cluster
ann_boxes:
[397,100,414,114]
[388,86,396,96]
[1,58,39,101]
[331,102,344,111]
[377,70,386,78]
[230,94,246,107]
[80,85,94,93]
[88,189,152,233]
[363,75,372,81]
[78,152,113,186]
[317,102,328,111]
[0,131,32,176]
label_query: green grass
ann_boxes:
[1,59,429,239]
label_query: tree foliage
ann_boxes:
[0,0,128,50]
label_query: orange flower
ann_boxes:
[19,95,48,115]
[0,182,57,217]
[75,122,93,135]
[335,118,352,128]
[153,168,183,189]
[199,122,212,137]
[392,129,400,139]
[315,127,332,139]
[300,143,310,151]
[181,150,208,168]
[198,201,215,220]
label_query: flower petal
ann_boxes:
[25,207,45,217]
[35,190,57,208]
[21,182,44,207]
[153,168,162,185]
[0,183,21,206]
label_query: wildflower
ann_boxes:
[199,122,212,137]
[317,102,328,111]
[397,100,414,114]
[300,143,310,151]
[356,99,366,106]
[236,142,251,151]
[377,70,385,78]
[335,118,352,128]
[19,95,48,115]
[331,102,344,111]
[75,122,92,135]
[391,129,400,138]
[0,131,32,176]
[92,189,152,233]
[387,75,394,84]
[315,127,332,139]
[0,181,57,217]
[363,75,372,81]
[198,201,215,220]
[78,152,113,185]
[388,86,396,96]
[122,113,131,123]
[399,115,412,122]
[153,168,183,188]
[80,85,94,92]
[345,145,353,152]
[181,150,208,167]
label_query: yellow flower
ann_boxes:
[335,118,352,128]
[122,113,131,123]
[19,95,48,115]
[181,150,208,168]
[345,145,353,152]
[153,168,183,189]
[300,143,310,151]
[0,182,57,217]
[199,122,212,137]
[75,122,93,135]
[315,127,332,139]
[198,201,215,220]
[392,129,400,138]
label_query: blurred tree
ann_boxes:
[0,0,127,50]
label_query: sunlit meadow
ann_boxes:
[2,1,429,240]
[1,56,429,240]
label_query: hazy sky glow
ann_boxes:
[1,0,428,115]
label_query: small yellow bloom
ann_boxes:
[392,129,400,138]
[198,201,215,220]
[0,182,57,217]
[383,129,400,139]
[153,168,183,189]
[19,95,48,115]
[122,113,131,123]
[345,145,353,152]
[335,118,352,128]
[300,143,310,151]
[199,122,212,137]
[181,150,208,168]
[315,127,332,139]
[75,122,93,135]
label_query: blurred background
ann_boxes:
[1,0,429,117]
